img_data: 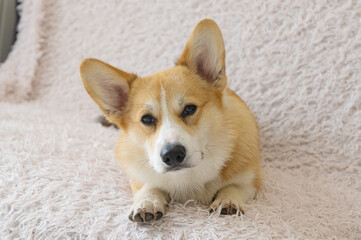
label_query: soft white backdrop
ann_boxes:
[0,1,360,239]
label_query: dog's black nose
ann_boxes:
[160,143,186,166]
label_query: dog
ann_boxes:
[79,19,262,223]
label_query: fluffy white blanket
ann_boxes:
[0,1,360,239]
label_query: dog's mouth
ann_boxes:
[164,164,192,173]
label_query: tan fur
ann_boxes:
[220,88,262,190]
[80,19,262,222]
[130,178,144,195]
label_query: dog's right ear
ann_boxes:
[79,58,137,125]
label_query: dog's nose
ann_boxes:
[160,143,186,166]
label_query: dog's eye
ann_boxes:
[182,104,197,117]
[141,114,157,126]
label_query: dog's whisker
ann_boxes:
[205,144,215,162]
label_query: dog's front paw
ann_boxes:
[210,198,245,215]
[128,196,167,223]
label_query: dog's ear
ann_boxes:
[176,19,226,90]
[79,58,137,124]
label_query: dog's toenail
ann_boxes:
[134,213,143,222]
[156,211,163,220]
[220,208,228,215]
[145,213,154,221]
[231,207,237,215]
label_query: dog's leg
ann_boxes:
[210,183,256,215]
[128,185,170,223]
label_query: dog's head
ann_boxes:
[80,19,227,174]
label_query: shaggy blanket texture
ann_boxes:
[1,0,360,239]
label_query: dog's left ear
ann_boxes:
[176,19,226,90]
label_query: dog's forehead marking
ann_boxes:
[158,84,184,144]
[160,85,171,127]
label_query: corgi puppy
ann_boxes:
[80,19,262,223]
